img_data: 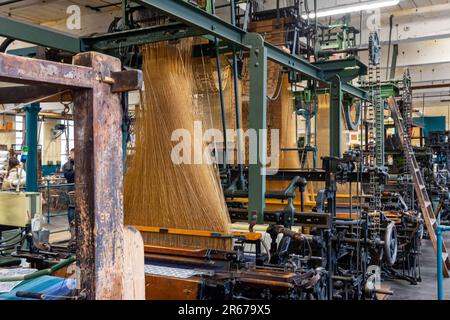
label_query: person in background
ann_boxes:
[63,148,75,184]
[63,148,76,248]
[2,157,26,190]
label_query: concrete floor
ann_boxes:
[386,238,450,300]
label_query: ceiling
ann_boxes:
[0,0,448,26]
[304,0,449,11]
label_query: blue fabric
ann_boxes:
[0,275,75,300]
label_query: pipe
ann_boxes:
[230,0,245,188]
[24,103,41,193]
[0,256,75,282]
[211,0,228,169]
[334,219,364,226]
[437,224,450,300]
[437,227,443,300]
[386,15,394,80]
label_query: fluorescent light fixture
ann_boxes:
[302,0,400,19]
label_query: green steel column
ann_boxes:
[243,33,267,224]
[24,103,41,192]
[330,75,342,158]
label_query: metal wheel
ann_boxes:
[384,222,398,266]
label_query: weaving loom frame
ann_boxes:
[129,0,369,221]
[0,51,142,299]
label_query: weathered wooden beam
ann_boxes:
[111,70,143,93]
[0,52,94,88]
[0,86,73,104]
[73,52,124,300]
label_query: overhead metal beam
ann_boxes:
[134,0,322,80]
[0,0,368,101]
[265,43,322,82]
[0,16,82,53]
[133,0,368,100]
[342,83,368,101]
[133,0,244,46]
[82,23,205,51]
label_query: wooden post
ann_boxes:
[73,52,124,300]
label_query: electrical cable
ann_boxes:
[0,229,25,245]
[266,69,284,101]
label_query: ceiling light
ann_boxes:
[302,0,400,19]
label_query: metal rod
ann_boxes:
[47,179,51,223]
[230,0,244,188]
[211,0,228,168]
[437,224,450,300]
[386,15,394,80]
[438,227,443,300]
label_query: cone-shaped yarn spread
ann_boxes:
[124,40,231,250]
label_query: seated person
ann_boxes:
[2,157,26,190]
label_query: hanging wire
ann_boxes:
[200,45,219,166]
[267,69,284,101]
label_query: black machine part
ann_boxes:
[384,222,398,266]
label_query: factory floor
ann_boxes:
[386,237,450,300]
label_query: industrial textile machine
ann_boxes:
[120,2,419,300]
[0,0,427,300]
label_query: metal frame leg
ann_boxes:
[244,33,267,225]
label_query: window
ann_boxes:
[15,115,23,151]
[60,120,74,166]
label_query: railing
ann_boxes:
[437,222,450,300]
[38,177,74,224]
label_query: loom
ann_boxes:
[0,0,428,300]
[119,3,399,300]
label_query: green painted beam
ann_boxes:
[82,23,205,51]
[134,0,244,45]
[0,0,368,102]
[244,33,267,224]
[265,42,322,82]
[330,75,342,158]
[0,16,82,53]
[134,0,365,90]
[342,83,368,101]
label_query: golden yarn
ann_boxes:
[124,39,231,250]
